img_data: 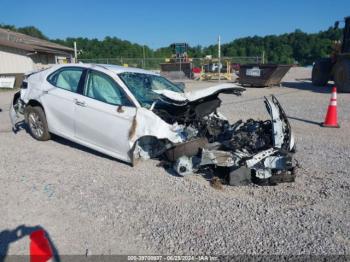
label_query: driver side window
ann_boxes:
[84,70,132,106]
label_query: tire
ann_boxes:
[334,60,350,93]
[24,105,51,141]
[312,58,332,86]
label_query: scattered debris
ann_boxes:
[210,177,223,190]
[148,89,297,186]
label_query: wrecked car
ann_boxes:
[10,64,297,186]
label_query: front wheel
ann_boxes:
[24,105,51,141]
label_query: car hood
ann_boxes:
[153,83,245,105]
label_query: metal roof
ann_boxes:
[0,38,35,51]
[0,28,74,55]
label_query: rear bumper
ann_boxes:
[9,91,24,128]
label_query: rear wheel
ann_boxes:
[25,105,51,141]
[334,60,350,93]
[312,58,332,86]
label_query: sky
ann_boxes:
[1,0,349,48]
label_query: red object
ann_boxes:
[322,87,340,128]
[192,67,201,73]
[231,63,240,71]
[29,230,53,262]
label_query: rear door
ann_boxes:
[74,69,136,162]
[42,67,84,138]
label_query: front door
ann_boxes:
[74,69,136,162]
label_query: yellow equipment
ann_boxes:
[200,58,233,81]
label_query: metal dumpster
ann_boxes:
[239,64,292,87]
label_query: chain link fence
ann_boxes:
[78,56,262,71]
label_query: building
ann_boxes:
[0,28,74,88]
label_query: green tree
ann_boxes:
[0,23,343,66]
[17,26,48,40]
[0,24,48,40]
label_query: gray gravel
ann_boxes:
[0,67,349,255]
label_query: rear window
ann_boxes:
[48,68,83,92]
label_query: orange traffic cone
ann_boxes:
[29,230,53,262]
[321,87,340,128]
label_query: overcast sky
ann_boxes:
[1,0,349,48]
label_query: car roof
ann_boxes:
[99,64,159,75]
[52,63,159,76]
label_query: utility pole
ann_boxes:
[74,41,77,63]
[143,45,146,69]
[218,35,221,82]
[262,50,265,64]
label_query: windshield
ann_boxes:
[118,72,183,108]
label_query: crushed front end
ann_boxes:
[159,94,297,186]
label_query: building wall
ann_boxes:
[32,53,57,69]
[0,45,73,87]
[0,45,35,74]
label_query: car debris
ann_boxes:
[9,64,297,186]
[148,90,297,186]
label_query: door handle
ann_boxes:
[74,99,86,107]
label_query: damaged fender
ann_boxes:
[130,83,246,164]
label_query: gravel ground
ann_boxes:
[0,67,349,256]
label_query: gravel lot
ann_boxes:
[0,67,349,256]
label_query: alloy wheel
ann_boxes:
[28,112,44,138]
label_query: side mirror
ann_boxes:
[334,21,339,29]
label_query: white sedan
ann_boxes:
[10,64,296,186]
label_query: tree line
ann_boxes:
[0,23,342,65]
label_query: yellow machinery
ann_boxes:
[160,43,193,79]
[200,58,233,81]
